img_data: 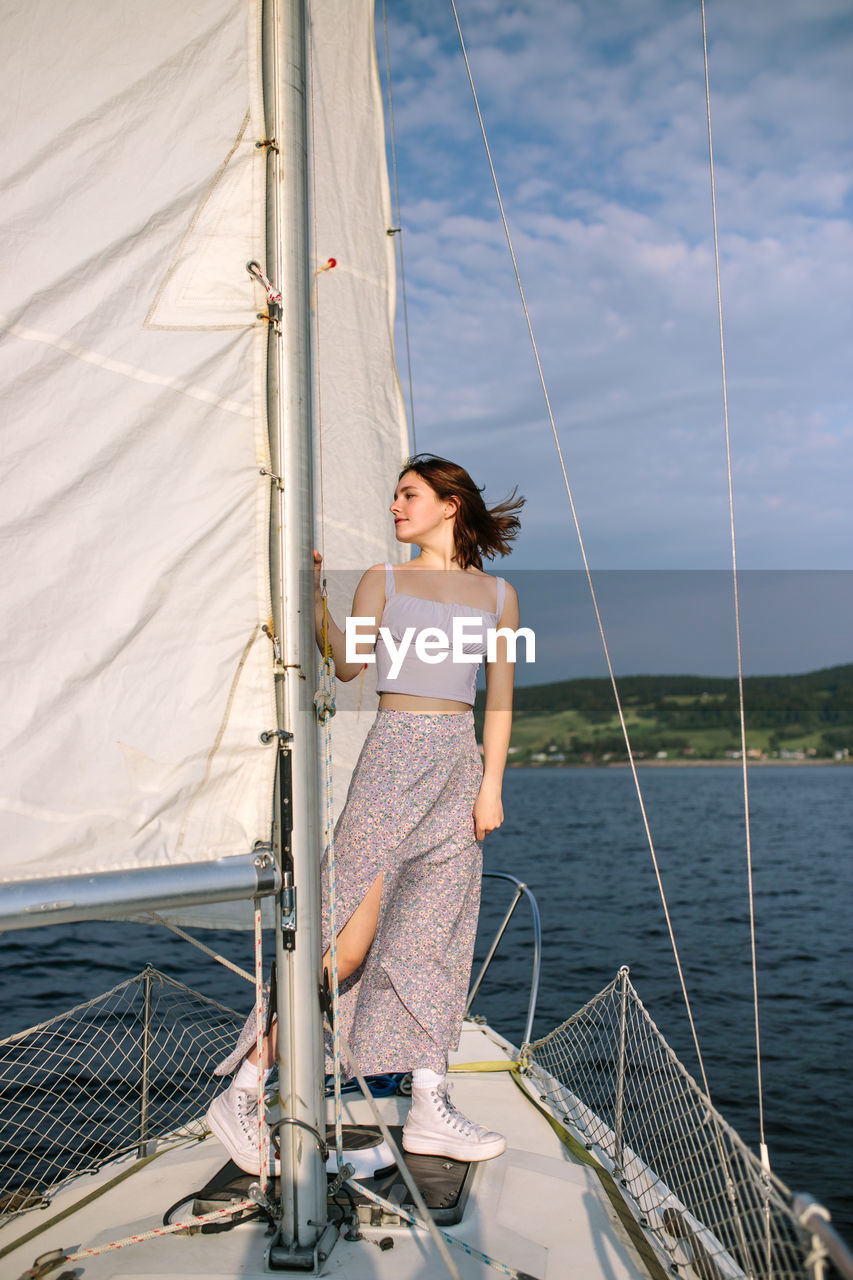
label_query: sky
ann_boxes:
[375,1,853,676]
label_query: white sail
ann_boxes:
[308,0,411,813]
[0,0,407,914]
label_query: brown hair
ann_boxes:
[398,454,524,570]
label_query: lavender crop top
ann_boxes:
[374,563,507,704]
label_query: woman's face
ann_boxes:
[390,471,455,545]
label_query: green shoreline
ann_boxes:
[473,663,853,765]
[508,757,851,768]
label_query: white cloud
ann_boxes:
[381,0,853,572]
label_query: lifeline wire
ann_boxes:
[144,914,254,984]
[447,0,714,1105]
[700,0,766,1164]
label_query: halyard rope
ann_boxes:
[253,899,270,1185]
[246,258,282,306]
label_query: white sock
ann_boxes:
[412,1067,445,1091]
[234,1058,271,1089]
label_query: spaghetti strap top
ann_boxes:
[374,563,507,704]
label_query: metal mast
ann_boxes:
[261,0,330,1266]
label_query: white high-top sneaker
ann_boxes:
[402,1079,506,1162]
[206,1077,280,1175]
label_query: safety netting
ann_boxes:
[523,970,815,1280]
[0,968,241,1219]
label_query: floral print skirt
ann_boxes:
[321,708,483,1075]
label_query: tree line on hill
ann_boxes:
[474,664,853,762]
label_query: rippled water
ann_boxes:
[1,765,850,1238]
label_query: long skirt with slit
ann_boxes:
[321,708,483,1075]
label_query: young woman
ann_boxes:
[208,454,523,1172]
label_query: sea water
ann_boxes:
[1,765,850,1237]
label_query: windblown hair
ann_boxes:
[399,454,524,570]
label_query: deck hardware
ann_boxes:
[327,1162,355,1197]
[27,1249,70,1278]
[260,728,293,745]
[320,968,333,1025]
[269,1115,329,1160]
[280,870,296,945]
[248,1183,278,1219]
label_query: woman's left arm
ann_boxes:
[473,582,519,841]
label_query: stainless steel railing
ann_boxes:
[464,871,541,1049]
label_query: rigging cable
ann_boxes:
[447,0,716,1106]
[700,0,767,1167]
[381,0,418,455]
[145,915,254,984]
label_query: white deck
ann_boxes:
[1,1022,654,1280]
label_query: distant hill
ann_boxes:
[474,664,853,763]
